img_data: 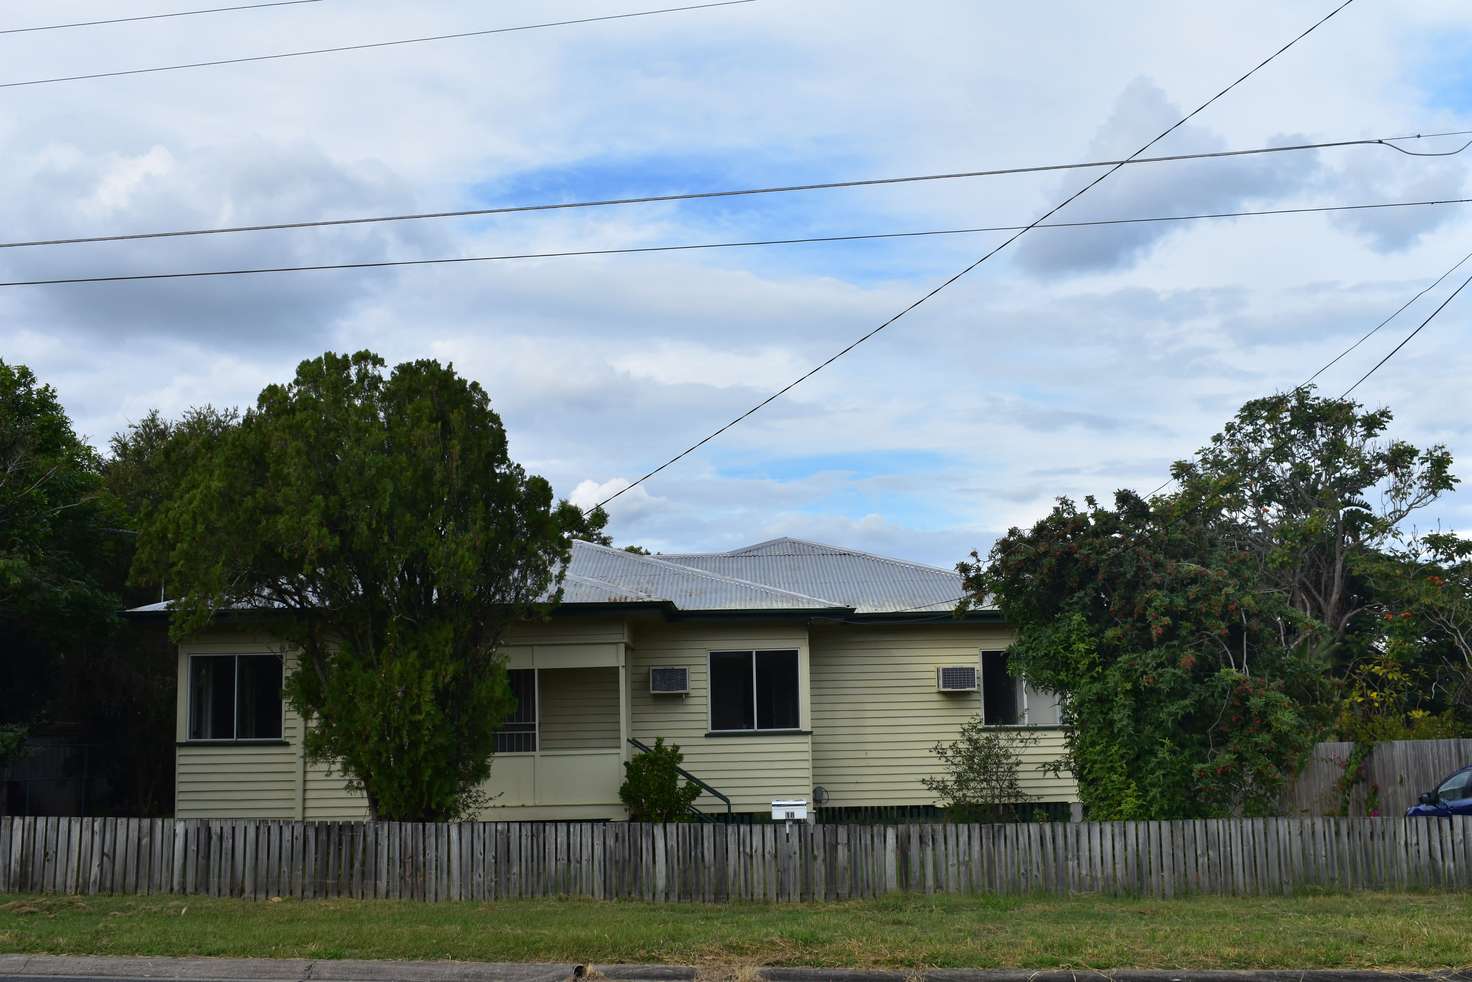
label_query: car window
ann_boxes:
[1436,770,1472,803]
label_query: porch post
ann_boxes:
[618,642,632,763]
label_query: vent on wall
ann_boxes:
[649,666,690,695]
[937,665,979,692]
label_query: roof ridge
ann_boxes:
[685,536,963,577]
[572,540,849,608]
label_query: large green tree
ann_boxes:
[88,406,243,815]
[135,351,601,820]
[962,390,1457,819]
[0,361,120,766]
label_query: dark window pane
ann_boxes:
[237,656,283,739]
[982,650,1018,725]
[496,669,538,753]
[709,651,755,731]
[755,650,799,730]
[189,657,235,740]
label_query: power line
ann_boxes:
[4,130,1466,252]
[1341,264,1472,396]
[594,0,1363,509]
[1135,243,1472,503]
[0,0,755,89]
[1118,257,1472,573]
[4,194,1469,289]
[903,247,1472,620]
[0,1,324,36]
[1300,244,1472,389]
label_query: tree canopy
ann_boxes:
[962,389,1465,819]
[0,360,120,765]
[134,351,603,819]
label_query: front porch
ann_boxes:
[481,643,630,820]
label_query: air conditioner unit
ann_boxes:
[937,665,978,692]
[649,666,690,695]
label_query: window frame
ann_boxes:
[494,667,540,755]
[185,652,285,743]
[706,649,802,734]
[979,649,1061,728]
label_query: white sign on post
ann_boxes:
[772,799,808,835]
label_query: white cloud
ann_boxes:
[6,0,1472,572]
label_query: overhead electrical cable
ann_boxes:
[891,249,1472,619]
[593,0,1363,509]
[1340,265,1472,396]
[1299,244,1472,389]
[4,129,1466,252]
[4,195,1470,289]
[0,1,324,35]
[1134,242,1472,503]
[0,0,755,88]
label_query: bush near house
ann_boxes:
[619,737,701,821]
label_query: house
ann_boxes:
[136,538,1077,821]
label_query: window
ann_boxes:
[980,650,1062,726]
[188,654,283,741]
[495,669,538,753]
[981,651,1018,725]
[1437,769,1472,803]
[709,650,800,732]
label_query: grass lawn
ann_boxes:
[2,892,1470,971]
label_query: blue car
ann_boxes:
[1406,764,1472,817]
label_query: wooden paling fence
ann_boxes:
[1,815,1469,902]
[1284,739,1472,817]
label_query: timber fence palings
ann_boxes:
[0,815,1469,901]
[1286,739,1472,816]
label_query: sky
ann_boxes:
[4,0,1472,568]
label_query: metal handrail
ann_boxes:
[626,737,733,818]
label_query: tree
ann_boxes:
[88,407,242,815]
[134,351,603,820]
[618,737,701,821]
[0,360,120,766]
[962,390,1455,819]
[922,718,1038,821]
[1343,533,1472,740]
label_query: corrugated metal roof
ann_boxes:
[127,537,979,617]
[655,537,974,614]
[563,541,841,610]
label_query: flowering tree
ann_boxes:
[962,390,1457,819]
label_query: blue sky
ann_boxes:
[4,0,1472,567]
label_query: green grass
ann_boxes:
[2,892,1469,970]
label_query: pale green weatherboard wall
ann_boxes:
[627,619,814,813]
[809,623,1078,807]
[174,617,1077,819]
[175,633,305,819]
[540,666,620,751]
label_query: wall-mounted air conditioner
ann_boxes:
[937,665,979,692]
[649,666,690,695]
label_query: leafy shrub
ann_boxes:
[923,717,1039,822]
[619,737,701,821]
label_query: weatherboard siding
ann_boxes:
[809,623,1078,807]
[174,633,303,819]
[540,666,621,751]
[175,616,1074,820]
[629,620,814,812]
[303,760,370,819]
